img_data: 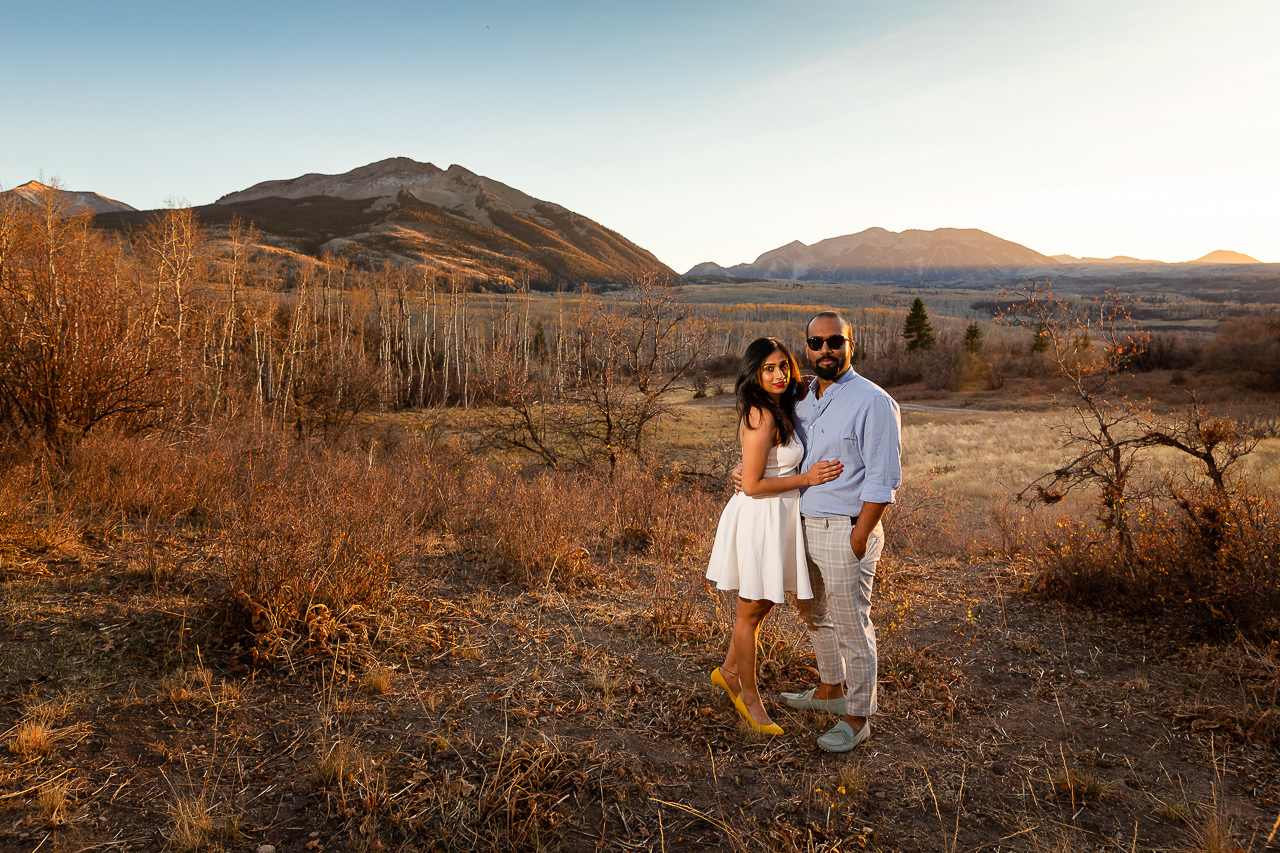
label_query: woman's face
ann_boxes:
[757,349,791,400]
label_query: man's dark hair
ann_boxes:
[806,310,852,336]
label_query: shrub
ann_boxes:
[1199,316,1280,390]
[220,443,430,664]
[1030,483,1280,640]
[449,457,719,590]
[702,352,741,377]
[0,195,178,446]
[1129,332,1200,372]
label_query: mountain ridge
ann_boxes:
[1,180,137,215]
[689,227,1060,282]
[94,158,672,288]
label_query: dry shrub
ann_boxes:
[460,464,598,588]
[887,472,975,558]
[647,560,718,643]
[991,502,1057,559]
[0,460,30,546]
[61,428,247,520]
[1199,315,1280,390]
[222,444,429,665]
[1030,484,1280,640]
[452,457,720,591]
[606,459,719,560]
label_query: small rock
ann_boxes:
[257,846,276,853]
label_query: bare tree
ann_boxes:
[0,186,175,446]
[482,274,708,472]
[1000,281,1150,554]
[1002,280,1267,558]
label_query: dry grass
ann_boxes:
[37,778,73,825]
[7,698,79,757]
[161,665,242,711]
[1,395,1277,851]
[315,736,370,789]
[167,793,240,852]
[361,667,394,695]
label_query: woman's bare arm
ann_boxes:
[739,408,842,496]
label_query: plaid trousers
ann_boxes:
[801,516,883,717]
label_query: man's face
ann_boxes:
[805,317,853,381]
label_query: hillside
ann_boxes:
[0,180,136,215]
[95,158,672,289]
[1191,249,1261,264]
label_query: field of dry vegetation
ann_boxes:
[2,192,1279,851]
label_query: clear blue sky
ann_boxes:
[3,0,1277,270]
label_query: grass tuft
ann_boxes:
[166,794,239,852]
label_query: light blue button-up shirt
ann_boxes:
[795,368,902,518]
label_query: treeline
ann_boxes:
[842,296,1280,393]
[965,297,1280,389]
[0,190,703,465]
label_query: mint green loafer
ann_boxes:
[780,687,847,715]
[816,720,870,753]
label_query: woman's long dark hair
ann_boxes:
[735,337,803,446]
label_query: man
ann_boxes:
[750,310,902,752]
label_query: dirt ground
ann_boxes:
[3,529,1278,853]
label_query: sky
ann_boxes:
[3,0,1278,271]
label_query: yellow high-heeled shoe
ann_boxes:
[711,667,737,703]
[729,691,784,736]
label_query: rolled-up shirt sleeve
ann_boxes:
[857,395,902,505]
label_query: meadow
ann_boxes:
[2,197,1279,851]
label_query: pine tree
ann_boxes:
[1030,321,1050,354]
[902,298,936,352]
[963,322,983,353]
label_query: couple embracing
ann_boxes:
[706,311,902,753]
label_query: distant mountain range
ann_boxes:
[1050,249,1261,265]
[688,227,1060,282]
[84,158,670,287]
[690,230,1269,283]
[7,167,1270,288]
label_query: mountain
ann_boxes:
[97,158,671,288]
[1,180,136,215]
[1052,254,1165,265]
[688,227,1059,282]
[1190,250,1260,265]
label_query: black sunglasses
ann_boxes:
[806,334,847,351]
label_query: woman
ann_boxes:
[705,337,842,735]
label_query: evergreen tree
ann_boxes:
[902,298,936,351]
[963,322,983,353]
[1030,321,1050,354]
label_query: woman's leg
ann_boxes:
[729,597,775,724]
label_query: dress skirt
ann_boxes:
[706,486,812,603]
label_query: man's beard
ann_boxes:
[812,355,843,380]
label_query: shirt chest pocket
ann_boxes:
[843,435,863,466]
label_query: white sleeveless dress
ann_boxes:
[705,434,813,603]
